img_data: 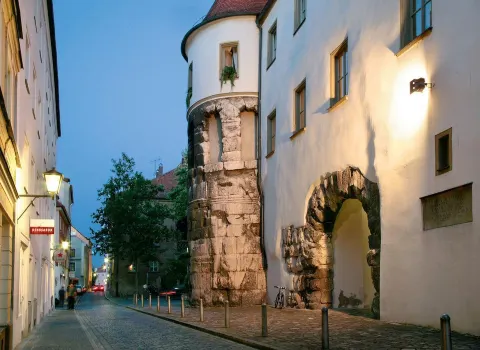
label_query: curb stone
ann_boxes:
[104,294,277,350]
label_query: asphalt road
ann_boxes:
[17,292,252,350]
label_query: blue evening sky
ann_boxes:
[53,0,213,267]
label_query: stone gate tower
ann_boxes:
[181,0,267,306]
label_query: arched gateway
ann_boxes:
[282,166,381,318]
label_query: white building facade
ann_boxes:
[258,0,479,336]
[12,0,61,347]
[184,0,480,336]
[70,226,92,288]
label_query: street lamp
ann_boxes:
[43,168,64,196]
[17,168,64,222]
[104,257,109,264]
[61,241,69,250]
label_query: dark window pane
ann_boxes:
[413,11,422,37]
[438,135,450,170]
[424,1,432,29]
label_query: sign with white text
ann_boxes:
[30,219,55,235]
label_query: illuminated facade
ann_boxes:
[184,0,480,336]
[258,0,479,336]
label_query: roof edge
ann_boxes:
[181,13,258,62]
[46,0,61,137]
[257,0,276,26]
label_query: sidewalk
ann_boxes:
[16,309,92,350]
[106,295,480,350]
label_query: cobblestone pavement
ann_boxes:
[17,293,252,350]
[112,296,480,350]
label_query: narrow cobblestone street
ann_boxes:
[16,293,251,350]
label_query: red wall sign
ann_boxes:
[30,227,54,235]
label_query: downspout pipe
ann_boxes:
[256,18,267,270]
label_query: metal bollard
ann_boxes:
[167,296,171,314]
[440,314,452,350]
[200,298,204,322]
[224,300,230,328]
[149,293,152,308]
[181,295,185,318]
[322,307,329,350]
[141,294,144,308]
[261,303,267,337]
[157,296,160,312]
[133,294,136,306]
[134,294,138,306]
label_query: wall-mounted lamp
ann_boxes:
[17,168,64,222]
[410,78,434,94]
[61,241,69,250]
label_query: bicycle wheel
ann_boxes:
[274,294,280,308]
[280,293,284,308]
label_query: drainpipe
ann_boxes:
[256,19,267,270]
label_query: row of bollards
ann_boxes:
[130,294,453,349]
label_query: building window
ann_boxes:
[69,262,75,272]
[294,0,306,32]
[220,42,238,83]
[331,39,348,106]
[187,62,193,108]
[25,33,31,83]
[294,80,306,133]
[267,21,277,67]
[149,261,159,273]
[267,110,276,156]
[435,128,452,175]
[70,248,76,258]
[401,0,432,49]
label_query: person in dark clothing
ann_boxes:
[59,286,65,308]
[67,283,76,310]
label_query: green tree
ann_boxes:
[168,149,188,222]
[91,153,171,294]
[162,149,190,290]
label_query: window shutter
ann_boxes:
[400,0,412,48]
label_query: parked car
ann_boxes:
[92,285,104,292]
[160,285,187,299]
[76,285,84,296]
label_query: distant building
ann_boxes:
[54,180,74,299]
[70,227,93,288]
[95,265,108,287]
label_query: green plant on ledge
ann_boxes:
[221,66,237,87]
[186,87,192,108]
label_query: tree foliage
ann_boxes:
[90,153,171,292]
[167,149,188,222]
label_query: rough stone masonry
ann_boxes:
[187,96,266,306]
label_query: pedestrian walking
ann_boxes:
[67,283,76,310]
[59,286,65,308]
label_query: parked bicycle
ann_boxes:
[274,286,286,308]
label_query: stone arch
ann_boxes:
[283,166,381,318]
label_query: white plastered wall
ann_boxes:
[260,0,480,335]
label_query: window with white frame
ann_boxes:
[69,261,75,272]
[267,21,277,67]
[149,261,159,272]
[294,0,306,32]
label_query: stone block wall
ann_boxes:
[187,97,266,306]
[280,167,381,317]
